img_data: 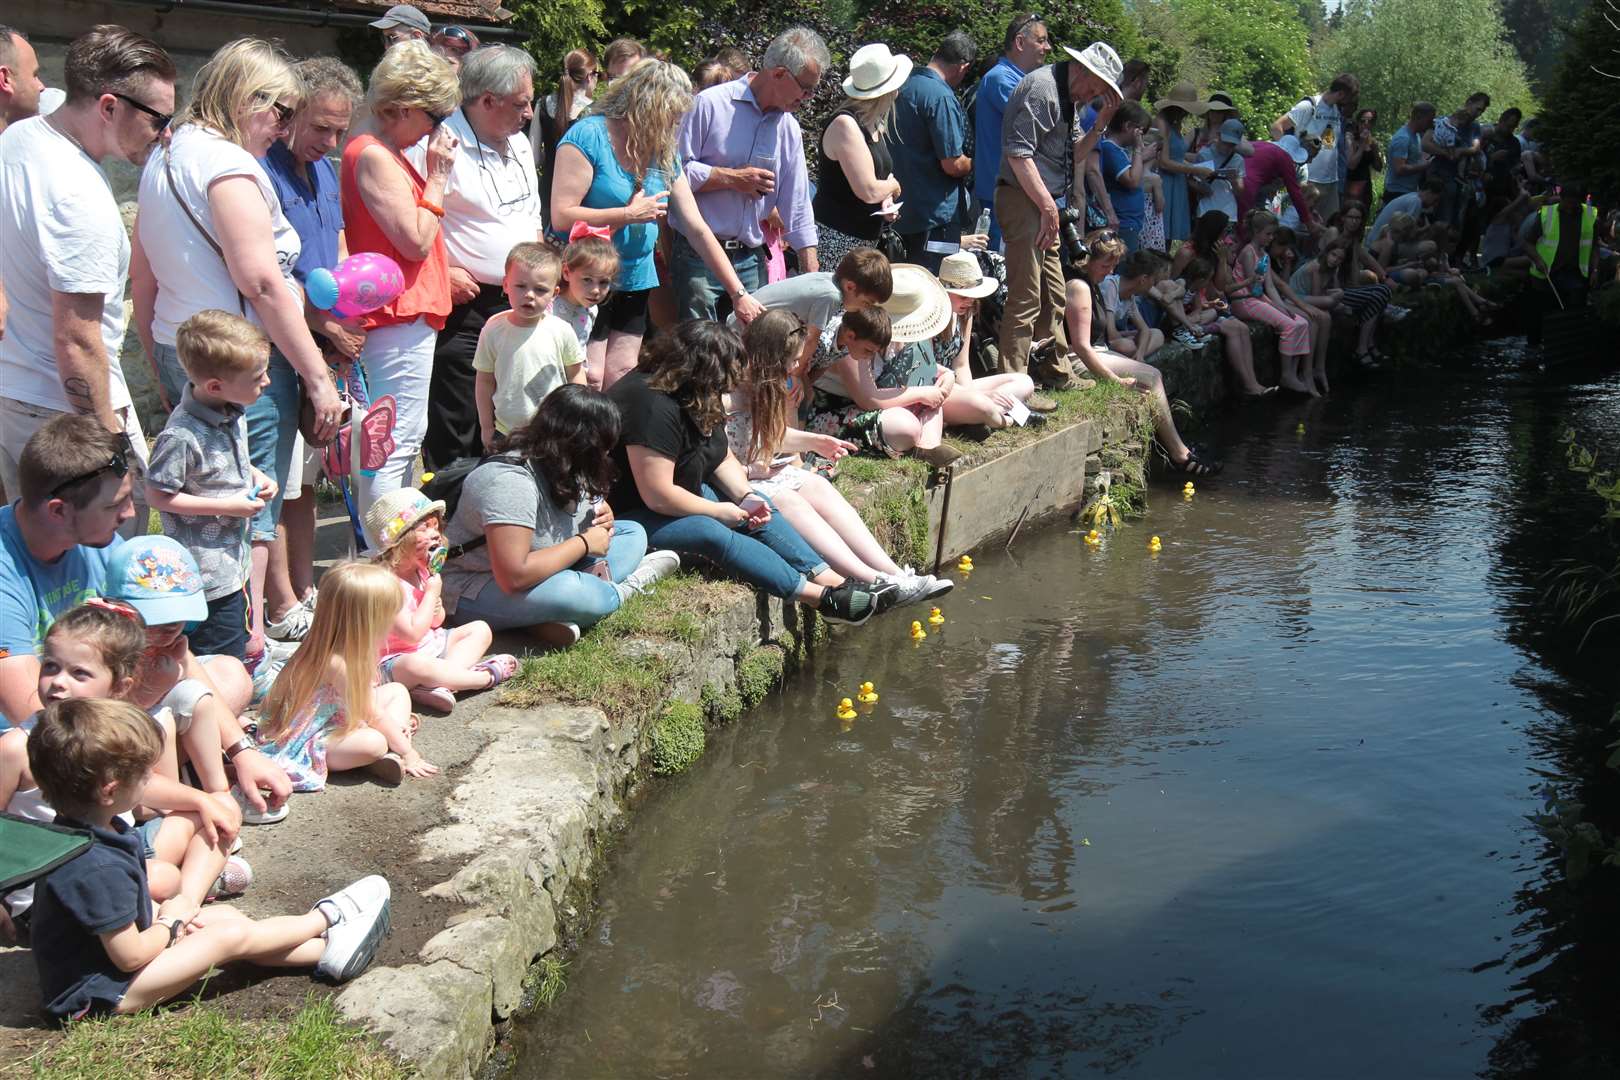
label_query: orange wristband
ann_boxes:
[417,198,445,217]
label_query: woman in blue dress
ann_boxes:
[1152,82,1217,245]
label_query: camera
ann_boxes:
[1058,205,1089,264]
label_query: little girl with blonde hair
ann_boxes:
[257,561,437,787]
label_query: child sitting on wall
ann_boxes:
[26,697,391,1020]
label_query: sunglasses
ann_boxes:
[270,101,295,127]
[112,92,172,131]
[49,437,131,499]
[427,109,449,128]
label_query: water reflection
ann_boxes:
[523,344,1620,1079]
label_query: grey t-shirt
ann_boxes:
[146,385,253,600]
[440,458,588,610]
[997,65,1069,197]
[728,272,842,333]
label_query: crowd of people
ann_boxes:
[0,6,1611,1024]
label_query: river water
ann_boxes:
[522,344,1620,1079]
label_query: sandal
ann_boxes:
[409,685,455,714]
[1169,452,1223,477]
[472,654,519,690]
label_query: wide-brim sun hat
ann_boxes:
[365,488,447,557]
[1153,81,1212,116]
[1061,42,1124,100]
[884,264,953,343]
[104,535,208,626]
[842,43,913,100]
[936,251,998,299]
[1206,90,1236,112]
[1276,133,1310,164]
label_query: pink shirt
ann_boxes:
[380,574,440,657]
[1237,142,1314,233]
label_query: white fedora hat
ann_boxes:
[842,44,913,100]
[936,252,999,299]
[1061,41,1124,100]
[883,264,952,343]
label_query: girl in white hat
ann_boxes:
[931,252,1044,429]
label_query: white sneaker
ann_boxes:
[315,875,391,982]
[878,571,955,607]
[265,603,314,642]
[232,786,289,825]
[207,854,253,899]
[615,550,681,602]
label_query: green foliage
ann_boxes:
[1313,0,1535,144]
[24,995,403,1079]
[509,0,609,80]
[1536,0,1620,202]
[1529,786,1620,884]
[1542,428,1620,644]
[736,645,787,709]
[1499,0,1592,93]
[1163,0,1314,133]
[701,680,745,723]
[524,953,569,1009]
[851,0,1139,80]
[649,701,706,774]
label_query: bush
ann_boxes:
[1536,0,1620,202]
[648,701,706,775]
[1161,0,1314,133]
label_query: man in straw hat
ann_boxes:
[995,41,1124,387]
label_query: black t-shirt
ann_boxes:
[607,369,728,512]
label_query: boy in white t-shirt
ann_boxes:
[473,243,585,452]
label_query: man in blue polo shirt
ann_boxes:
[0,415,132,726]
[889,32,976,273]
[972,13,1050,250]
[257,56,363,643]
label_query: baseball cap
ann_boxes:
[1061,42,1123,101]
[370,4,431,33]
[102,535,208,626]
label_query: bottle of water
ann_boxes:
[976,208,991,236]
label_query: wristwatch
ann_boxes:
[224,735,255,761]
[731,286,749,302]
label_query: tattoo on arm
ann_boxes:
[63,377,96,415]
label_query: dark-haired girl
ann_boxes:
[609,321,884,625]
[440,385,680,644]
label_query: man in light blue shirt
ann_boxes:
[675,27,827,321]
[972,13,1051,249]
[1382,102,1435,208]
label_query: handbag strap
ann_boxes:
[165,148,247,316]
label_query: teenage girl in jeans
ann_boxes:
[607,321,885,625]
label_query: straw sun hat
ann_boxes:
[1153,81,1211,115]
[936,251,999,299]
[364,488,446,557]
[882,264,952,343]
[842,44,912,100]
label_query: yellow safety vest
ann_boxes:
[1530,203,1597,279]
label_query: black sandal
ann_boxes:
[1170,452,1223,477]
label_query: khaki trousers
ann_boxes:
[994,182,1065,375]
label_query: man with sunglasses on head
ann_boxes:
[674,26,828,322]
[971,13,1052,251]
[405,45,544,467]
[0,26,176,515]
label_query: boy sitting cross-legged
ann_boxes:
[26,698,391,1021]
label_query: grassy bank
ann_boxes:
[5,996,405,1080]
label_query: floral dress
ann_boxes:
[256,684,347,792]
[724,405,808,497]
[801,322,939,458]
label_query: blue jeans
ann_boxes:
[1119,223,1143,255]
[624,486,828,600]
[672,234,764,322]
[151,341,187,414]
[448,521,647,631]
[245,348,303,542]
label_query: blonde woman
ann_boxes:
[812,43,909,268]
[132,37,344,670]
[340,40,460,511]
[551,58,762,390]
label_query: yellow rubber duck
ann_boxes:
[420,471,436,483]
[1084,528,1101,547]
[1296,422,1306,435]
[910,621,928,641]
[1148,535,1163,553]
[835,698,857,720]
[928,607,945,626]
[957,555,973,573]
[857,682,879,703]
[1183,481,1195,499]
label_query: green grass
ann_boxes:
[16,995,404,1080]
[648,701,706,775]
[523,954,568,1010]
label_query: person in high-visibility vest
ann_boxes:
[1518,182,1598,349]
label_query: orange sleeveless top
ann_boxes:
[340,134,451,331]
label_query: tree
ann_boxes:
[1313,0,1535,140]
[1165,0,1314,133]
[1536,0,1620,200]
[1499,0,1591,94]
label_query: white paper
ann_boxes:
[1004,399,1031,427]
[872,201,904,216]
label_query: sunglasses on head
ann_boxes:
[49,436,132,499]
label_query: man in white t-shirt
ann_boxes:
[0,26,176,505]
[406,46,545,468]
[1271,73,1358,219]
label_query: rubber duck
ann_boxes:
[420,471,436,484]
[957,555,973,573]
[910,621,928,641]
[928,607,945,626]
[836,698,857,720]
[1084,529,1101,547]
[1296,422,1306,435]
[857,682,879,704]
[1148,535,1163,553]
[1183,481,1195,499]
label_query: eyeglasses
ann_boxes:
[49,438,131,499]
[779,66,819,96]
[270,101,295,127]
[471,129,533,209]
[572,71,600,86]
[427,109,449,128]
[112,92,172,131]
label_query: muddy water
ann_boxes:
[521,346,1620,1079]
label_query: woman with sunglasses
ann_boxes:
[533,48,598,233]
[339,40,461,513]
[430,26,480,72]
[132,38,345,669]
